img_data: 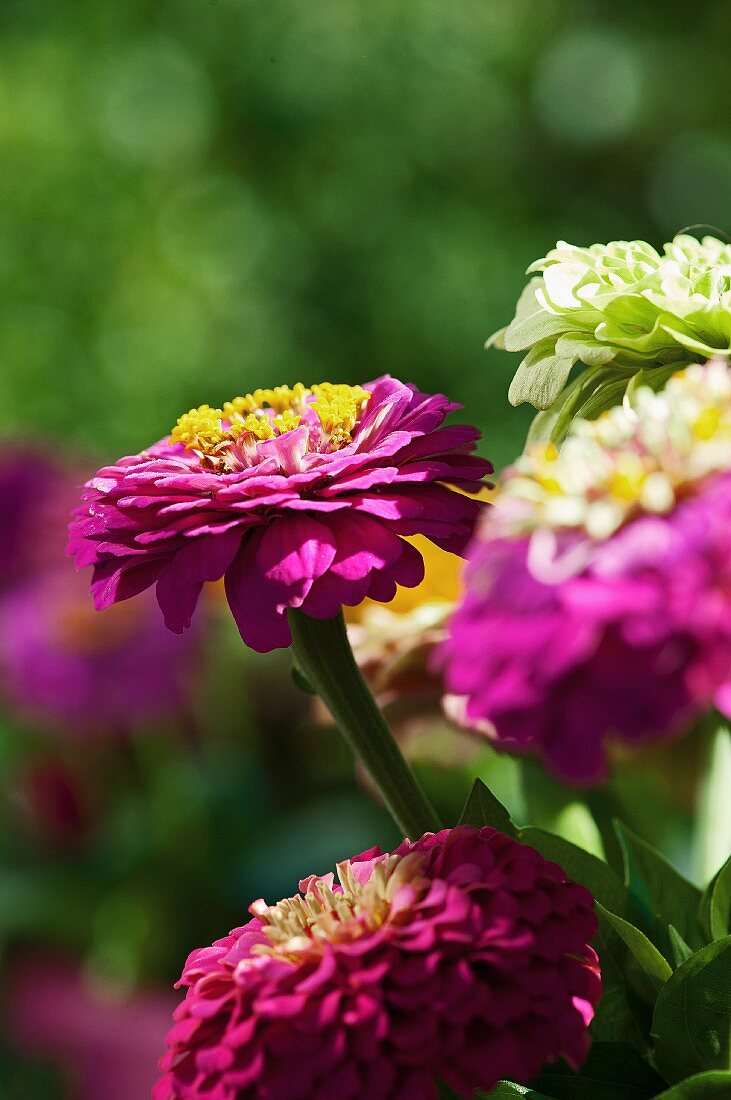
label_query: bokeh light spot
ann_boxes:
[533,28,645,146]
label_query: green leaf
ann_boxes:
[707,855,731,941]
[548,364,617,443]
[591,919,652,1051]
[518,828,626,915]
[668,925,695,967]
[654,1071,731,1097]
[571,375,632,422]
[508,346,576,409]
[615,821,704,949]
[530,1042,665,1099]
[597,904,673,996]
[459,778,517,836]
[652,936,731,1083]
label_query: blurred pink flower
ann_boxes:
[0,447,74,591]
[0,565,200,736]
[7,954,177,1100]
[156,825,600,1099]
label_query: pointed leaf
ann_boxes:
[651,936,731,1083]
[655,1071,731,1097]
[591,918,652,1051]
[518,829,626,915]
[707,854,731,941]
[597,904,672,996]
[459,778,516,836]
[615,822,704,949]
[668,925,695,967]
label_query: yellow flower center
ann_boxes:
[169,382,371,469]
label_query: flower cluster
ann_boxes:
[155,825,600,1100]
[490,234,731,411]
[442,361,731,783]
[69,376,491,652]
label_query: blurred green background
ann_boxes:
[4,0,731,468]
[1,0,730,1093]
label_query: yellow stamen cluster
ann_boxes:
[247,851,426,963]
[170,404,229,452]
[170,382,371,463]
[311,383,371,446]
[496,360,731,539]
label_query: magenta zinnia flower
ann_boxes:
[155,825,600,1100]
[69,378,491,652]
[442,361,731,783]
[0,568,199,736]
[0,447,76,593]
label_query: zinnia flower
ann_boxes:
[0,568,199,735]
[490,234,731,412]
[442,360,731,783]
[155,825,600,1099]
[69,378,491,652]
[8,953,177,1100]
[0,447,75,594]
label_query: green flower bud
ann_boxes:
[490,235,731,440]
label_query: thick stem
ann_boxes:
[288,608,441,838]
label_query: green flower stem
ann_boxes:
[288,607,441,838]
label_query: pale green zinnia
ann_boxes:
[490,234,731,438]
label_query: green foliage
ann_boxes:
[459,777,517,836]
[700,855,731,942]
[655,1072,731,1097]
[596,904,672,995]
[463,776,731,1099]
[652,938,731,1083]
[615,822,704,950]
[529,1042,665,1099]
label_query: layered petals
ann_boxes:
[69,376,492,651]
[155,826,600,1100]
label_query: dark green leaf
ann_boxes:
[615,821,704,949]
[652,936,731,1083]
[591,919,652,1051]
[459,778,517,836]
[668,925,695,968]
[530,1042,665,1099]
[655,1070,731,1097]
[597,904,672,995]
[518,828,626,915]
